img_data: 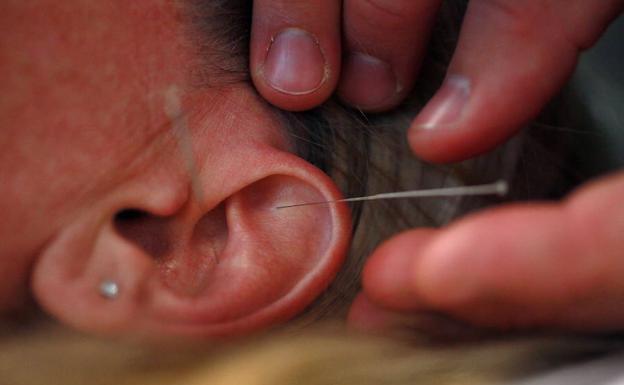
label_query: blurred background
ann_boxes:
[558,15,624,178]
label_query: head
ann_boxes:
[3,0,530,340]
[0,0,354,338]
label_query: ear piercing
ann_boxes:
[99,280,119,299]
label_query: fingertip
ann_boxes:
[362,229,437,310]
[251,28,338,111]
[406,0,584,162]
[338,0,442,112]
[414,204,574,313]
[347,292,413,334]
[260,28,328,96]
[347,293,387,332]
[250,1,342,111]
[337,53,403,112]
[407,74,482,163]
[413,224,484,309]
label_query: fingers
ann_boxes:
[250,0,342,111]
[362,172,624,331]
[347,293,411,334]
[361,229,436,310]
[348,293,494,341]
[408,0,624,163]
[250,0,443,112]
[337,0,442,111]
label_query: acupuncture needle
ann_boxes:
[275,180,508,209]
[165,85,204,203]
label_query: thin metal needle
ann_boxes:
[275,180,509,209]
[165,85,204,203]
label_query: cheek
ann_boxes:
[0,3,187,166]
[0,1,191,255]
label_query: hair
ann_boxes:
[180,0,580,329]
[0,0,583,331]
[1,321,621,385]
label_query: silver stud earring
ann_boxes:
[99,280,119,299]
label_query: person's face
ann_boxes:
[0,0,350,339]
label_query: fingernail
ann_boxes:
[413,75,471,130]
[262,28,327,95]
[339,53,399,109]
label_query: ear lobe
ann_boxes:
[31,153,351,339]
[30,215,156,335]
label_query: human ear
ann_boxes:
[30,146,351,339]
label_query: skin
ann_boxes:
[0,0,352,339]
[249,0,624,332]
[2,0,622,339]
[0,1,192,309]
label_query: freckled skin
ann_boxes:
[0,0,191,310]
[0,1,290,312]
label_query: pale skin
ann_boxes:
[249,0,624,332]
[0,1,352,338]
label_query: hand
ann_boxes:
[250,0,623,161]
[249,0,624,333]
[349,172,624,332]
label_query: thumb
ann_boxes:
[408,0,623,163]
